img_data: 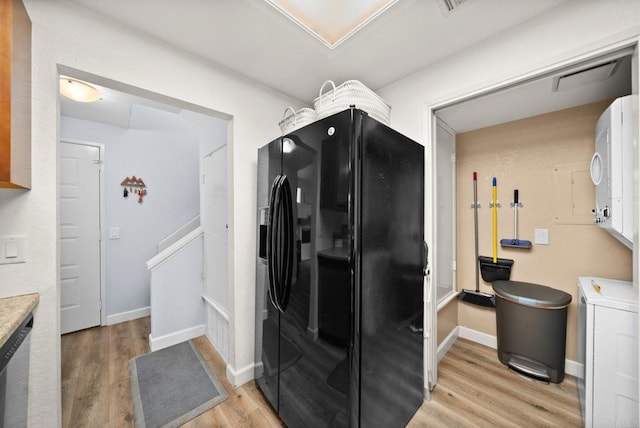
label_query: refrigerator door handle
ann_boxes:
[278,175,294,311]
[267,175,283,312]
[267,174,295,313]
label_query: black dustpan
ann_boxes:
[479,177,514,282]
[478,256,513,282]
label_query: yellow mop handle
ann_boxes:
[492,177,497,263]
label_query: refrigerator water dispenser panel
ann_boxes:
[258,207,268,260]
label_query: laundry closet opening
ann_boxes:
[429,44,636,381]
[58,70,232,360]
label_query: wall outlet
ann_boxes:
[534,228,549,245]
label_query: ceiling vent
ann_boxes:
[552,60,621,92]
[436,0,472,15]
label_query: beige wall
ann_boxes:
[455,99,633,361]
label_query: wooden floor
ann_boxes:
[409,339,583,427]
[62,318,582,427]
[61,317,284,427]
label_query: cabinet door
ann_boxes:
[0,0,31,189]
[593,305,639,427]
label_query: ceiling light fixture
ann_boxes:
[59,77,101,102]
[265,0,399,49]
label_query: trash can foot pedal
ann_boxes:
[507,355,550,383]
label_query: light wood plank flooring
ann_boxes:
[409,339,582,427]
[62,318,582,427]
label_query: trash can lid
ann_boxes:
[492,280,572,308]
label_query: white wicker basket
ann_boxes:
[313,80,391,125]
[279,106,317,134]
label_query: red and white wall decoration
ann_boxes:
[121,175,148,203]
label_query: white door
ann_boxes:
[60,142,102,334]
[202,145,228,310]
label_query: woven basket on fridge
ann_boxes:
[279,106,317,135]
[313,80,391,125]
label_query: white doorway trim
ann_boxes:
[201,143,230,361]
[423,36,640,391]
[428,39,638,114]
[59,138,107,327]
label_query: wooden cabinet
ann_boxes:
[0,0,31,189]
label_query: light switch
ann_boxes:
[534,228,549,245]
[110,227,120,240]
[0,236,26,264]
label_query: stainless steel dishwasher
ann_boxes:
[0,312,33,428]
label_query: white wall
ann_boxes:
[148,231,205,348]
[0,0,306,425]
[61,107,203,319]
[181,109,229,158]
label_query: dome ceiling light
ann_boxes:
[59,77,101,102]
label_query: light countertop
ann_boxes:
[0,293,39,348]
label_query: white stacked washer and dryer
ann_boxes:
[579,96,638,427]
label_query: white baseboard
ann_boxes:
[564,359,583,379]
[149,324,206,352]
[226,362,255,388]
[458,326,498,349]
[106,306,150,325]
[437,326,459,363]
[453,326,580,378]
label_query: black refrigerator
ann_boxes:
[255,108,425,427]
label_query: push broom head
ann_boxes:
[500,238,532,249]
[458,289,496,308]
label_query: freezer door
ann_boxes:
[255,139,302,413]
[357,114,424,427]
[255,111,353,427]
[254,143,280,411]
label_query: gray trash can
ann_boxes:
[492,280,572,383]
